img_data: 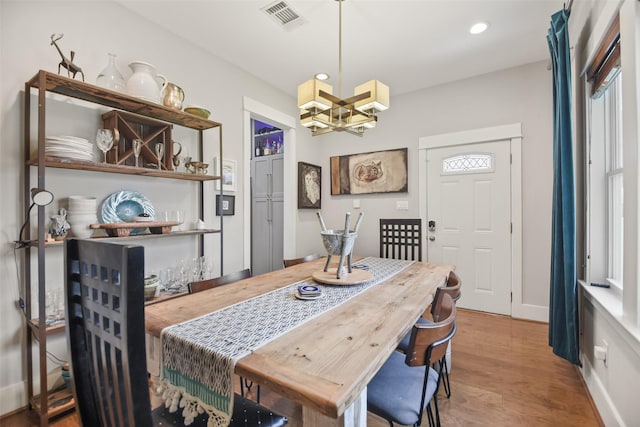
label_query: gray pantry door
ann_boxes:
[251,154,284,275]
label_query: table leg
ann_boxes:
[302,386,366,427]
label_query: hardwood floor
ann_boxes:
[2,309,602,427]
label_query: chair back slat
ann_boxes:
[65,239,151,427]
[188,278,221,294]
[283,254,321,268]
[216,268,252,285]
[431,279,461,321]
[188,268,252,294]
[379,219,422,261]
[406,293,456,367]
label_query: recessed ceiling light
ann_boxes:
[314,72,329,80]
[469,22,489,35]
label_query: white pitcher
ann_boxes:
[126,61,167,103]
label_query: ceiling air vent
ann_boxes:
[261,1,306,31]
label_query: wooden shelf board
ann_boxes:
[28,319,66,337]
[30,388,75,418]
[27,70,221,130]
[27,158,220,182]
[29,229,221,247]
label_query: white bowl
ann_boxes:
[68,196,96,208]
[70,224,94,239]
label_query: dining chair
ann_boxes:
[379,218,423,261]
[188,268,252,294]
[283,254,322,268]
[65,239,287,427]
[368,293,457,427]
[396,270,462,398]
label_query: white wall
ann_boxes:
[303,60,554,313]
[0,0,297,415]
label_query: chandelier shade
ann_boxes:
[297,0,388,137]
[354,80,389,113]
[297,79,333,111]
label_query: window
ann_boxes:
[587,72,623,290]
[604,74,623,287]
[441,153,493,175]
[586,13,623,290]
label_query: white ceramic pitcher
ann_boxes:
[126,61,167,103]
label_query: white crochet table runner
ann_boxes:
[159,257,414,426]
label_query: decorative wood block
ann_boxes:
[90,221,179,237]
[101,110,173,170]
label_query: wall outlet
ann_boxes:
[353,199,360,209]
[594,340,608,367]
[396,200,409,210]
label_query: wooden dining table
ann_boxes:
[145,257,454,427]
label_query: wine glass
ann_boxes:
[132,139,142,167]
[155,143,164,170]
[96,129,114,164]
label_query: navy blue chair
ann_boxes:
[65,239,286,427]
[379,218,423,261]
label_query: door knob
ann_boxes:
[429,236,435,242]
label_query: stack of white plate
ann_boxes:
[67,195,97,238]
[45,136,94,162]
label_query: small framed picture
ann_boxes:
[215,158,237,192]
[216,194,235,216]
[298,162,321,209]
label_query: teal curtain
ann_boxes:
[547,8,580,365]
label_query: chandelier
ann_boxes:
[297,0,389,137]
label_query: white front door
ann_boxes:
[426,140,512,315]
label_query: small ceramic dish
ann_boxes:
[184,105,211,119]
[294,290,324,300]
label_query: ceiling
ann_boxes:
[117,0,563,99]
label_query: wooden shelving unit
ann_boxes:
[26,157,217,181]
[22,70,224,426]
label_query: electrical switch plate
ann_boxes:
[396,200,409,210]
[353,199,360,209]
[594,340,608,366]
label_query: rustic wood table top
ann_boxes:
[145,257,453,422]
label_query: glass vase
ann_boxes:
[96,53,125,92]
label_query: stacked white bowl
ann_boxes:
[67,196,97,239]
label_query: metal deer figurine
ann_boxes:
[50,34,85,81]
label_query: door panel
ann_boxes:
[427,141,511,315]
[251,154,284,275]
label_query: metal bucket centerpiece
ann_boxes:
[312,212,372,284]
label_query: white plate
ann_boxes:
[46,140,93,150]
[45,145,92,154]
[46,135,89,143]
[45,149,94,161]
[58,135,89,143]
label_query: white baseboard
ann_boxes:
[580,354,625,427]
[0,380,27,416]
[512,302,548,322]
[0,372,65,417]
